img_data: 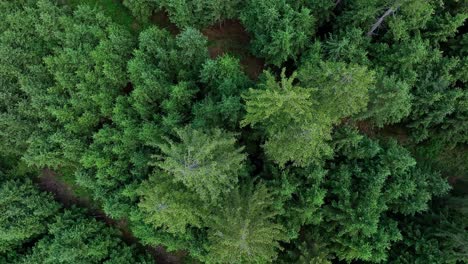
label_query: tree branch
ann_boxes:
[367,6,400,37]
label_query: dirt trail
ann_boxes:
[38,168,183,264]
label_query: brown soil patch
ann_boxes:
[202,20,264,79]
[148,13,264,79]
[38,168,184,264]
[376,124,410,144]
[151,10,180,35]
[355,120,376,137]
[39,168,90,207]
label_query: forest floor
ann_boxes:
[150,15,265,80]
[38,168,184,264]
[202,20,264,79]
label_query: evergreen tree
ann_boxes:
[123,0,159,22]
[240,0,315,65]
[204,183,287,263]
[297,60,374,119]
[359,73,412,127]
[242,70,333,167]
[0,0,62,157]
[192,55,252,129]
[19,208,154,264]
[156,126,246,202]
[138,172,206,234]
[158,0,242,28]
[308,128,450,262]
[0,179,59,253]
[388,198,468,264]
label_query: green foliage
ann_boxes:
[359,73,412,127]
[0,179,59,253]
[67,0,137,31]
[338,0,435,41]
[124,0,241,27]
[388,199,468,264]
[309,129,450,262]
[242,70,333,167]
[204,183,287,263]
[156,127,246,202]
[407,53,467,146]
[0,1,136,169]
[192,55,251,129]
[138,172,206,234]
[240,0,315,65]
[0,0,466,263]
[297,60,374,119]
[0,0,61,156]
[158,0,242,28]
[20,208,153,264]
[323,27,371,65]
[122,0,159,22]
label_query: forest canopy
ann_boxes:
[0,0,467,263]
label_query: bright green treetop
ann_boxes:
[156,126,246,202]
[204,183,287,264]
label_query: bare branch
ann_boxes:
[367,5,400,37]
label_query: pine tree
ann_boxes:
[204,183,287,263]
[359,73,412,127]
[0,179,60,253]
[156,126,246,202]
[240,0,315,65]
[19,208,154,264]
[242,70,333,166]
[192,55,251,129]
[308,128,451,262]
[137,171,206,234]
[297,60,374,119]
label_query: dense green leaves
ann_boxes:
[309,129,450,262]
[192,55,251,129]
[0,0,464,263]
[20,208,153,264]
[158,0,242,28]
[359,74,412,127]
[156,127,246,202]
[241,0,315,65]
[242,70,333,166]
[0,179,59,253]
[204,183,287,263]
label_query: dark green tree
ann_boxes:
[388,197,468,264]
[0,179,59,253]
[307,128,450,262]
[122,0,159,22]
[192,55,252,129]
[240,0,315,65]
[158,0,242,28]
[0,0,62,157]
[19,208,154,264]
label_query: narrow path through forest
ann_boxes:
[38,168,184,264]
